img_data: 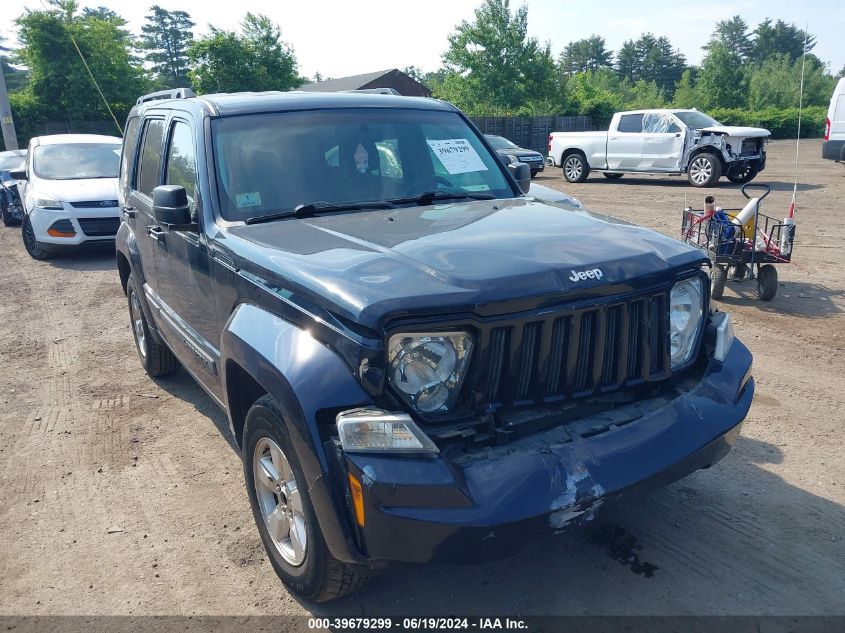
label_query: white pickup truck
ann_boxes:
[548,109,770,187]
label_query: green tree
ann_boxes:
[672,68,702,108]
[616,33,685,93]
[439,0,557,114]
[705,15,753,61]
[747,53,836,110]
[14,0,148,130]
[751,19,815,63]
[559,35,612,75]
[188,13,303,94]
[139,5,195,87]
[696,42,746,109]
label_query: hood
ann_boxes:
[496,148,542,158]
[31,177,118,203]
[225,199,707,330]
[699,125,770,138]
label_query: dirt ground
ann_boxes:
[0,139,843,617]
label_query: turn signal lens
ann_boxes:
[347,473,365,527]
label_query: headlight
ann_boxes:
[388,331,473,414]
[670,277,705,367]
[33,195,63,210]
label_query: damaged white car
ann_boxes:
[548,109,770,187]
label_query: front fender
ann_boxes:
[220,302,373,563]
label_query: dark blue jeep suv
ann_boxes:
[116,88,754,601]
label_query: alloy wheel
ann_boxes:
[253,437,307,566]
[564,156,583,181]
[689,157,712,185]
[129,289,147,358]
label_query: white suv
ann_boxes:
[15,134,122,260]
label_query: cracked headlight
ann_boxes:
[388,332,473,414]
[670,277,705,368]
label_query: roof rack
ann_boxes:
[341,88,401,95]
[136,88,196,105]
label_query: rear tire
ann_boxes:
[243,395,365,602]
[126,276,180,377]
[602,172,624,180]
[756,264,778,301]
[2,198,17,226]
[688,154,722,187]
[21,216,51,260]
[562,153,589,183]
[711,265,727,299]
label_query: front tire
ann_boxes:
[688,154,722,187]
[126,276,180,377]
[562,153,589,183]
[726,163,759,184]
[243,395,365,602]
[21,216,51,260]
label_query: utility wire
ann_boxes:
[39,0,123,136]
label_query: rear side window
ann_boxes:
[165,121,198,205]
[119,117,140,191]
[618,114,644,133]
[136,119,165,196]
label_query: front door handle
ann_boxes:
[147,225,166,242]
[122,206,137,218]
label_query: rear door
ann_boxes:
[606,113,644,170]
[130,116,167,291]
[641,112,684,171]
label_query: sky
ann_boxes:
[3,0,844,80]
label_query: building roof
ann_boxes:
[299,69,396,93]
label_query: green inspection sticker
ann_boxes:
[236,192,262,208]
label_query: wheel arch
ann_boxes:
[220,302,373,564]
[687,146,727,172]
[561,147,588,164]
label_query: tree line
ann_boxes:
[1,0,842,148]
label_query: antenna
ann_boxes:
[790,24,809,217]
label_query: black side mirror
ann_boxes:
[9,168,27,181]
[508,162,531,193]
[152,185,192,226]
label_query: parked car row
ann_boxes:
[5,90,755,604]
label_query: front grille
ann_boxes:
[471,289,670,409]
[78,217,120,237]
[69,200,118,208]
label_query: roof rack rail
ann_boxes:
[341,88,401,95]
[136,88,196,105]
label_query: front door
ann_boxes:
[641,112,685,171]
[149,117,222,398]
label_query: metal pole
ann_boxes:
[0,62,19,150]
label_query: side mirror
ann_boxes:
[9,168,27,181]
[152,185,192,226]
[508,162,531,193]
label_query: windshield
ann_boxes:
[0,153,25,171]
[32,143,120,180]
[212,108,514,221]
[485,135,519,150]
[673,111,721,129]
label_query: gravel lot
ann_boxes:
[0,139,843,617]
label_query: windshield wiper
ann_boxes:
[245,200,395,225]
[389,191,496,207]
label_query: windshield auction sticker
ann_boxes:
[426,139,488,174]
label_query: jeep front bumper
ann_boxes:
[336,337,753,564]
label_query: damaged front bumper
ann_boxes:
[339,337,753,565]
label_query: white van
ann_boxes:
[823,77,845,163]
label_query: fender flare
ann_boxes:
[220,302,373,564]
